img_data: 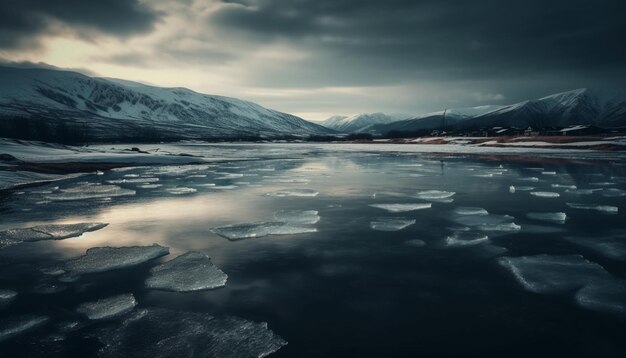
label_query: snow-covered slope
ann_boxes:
[368,89,626,135]
[0,66,333,141]
[460,88,625,129]
[320,113,409,133]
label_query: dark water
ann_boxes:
[1,144,626,357]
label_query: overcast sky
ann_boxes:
[1,0,624,121]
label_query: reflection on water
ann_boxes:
[1,145,626,357]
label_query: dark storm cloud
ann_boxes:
[211,0,626,87]
[0,0,160,49]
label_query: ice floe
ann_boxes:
[530,191,560,198]
[96,308,287,358]
[369,203,432,213]
[64,244,170,275]
[44,184,135,201]
[453,207,488,216]
[76,293,137,320]
[266,189,319,197]
[564,232,626,260]
[445,232,489,247]
[498,255,609,294]
[0,222,107,249]
[145,252,227,292]
[601,188,626,197]
[212,222,317,241]
[107,177,159,184]
[454,214,521,232]
[415,190,455,200]
[526,212,567,223]
[274,210,320,224]
[551,184,577,190]
[370,218,416,232]
[565,188,599,195]
[0,289,17,304]
[0,315,49,342]
[566,203,618,214]
[518,177,539,182]
[165,187,197,195]
[575,280,626,316]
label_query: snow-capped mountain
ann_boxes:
[0,66,333,141]
[367,89,626,135]
[320,112,409,133]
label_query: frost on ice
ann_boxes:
[76,293,137,320]
[526,212,567,223]
[575,280,626,316]
[212,222,317,241]
[498,255,609,294]
[369,203,432,213]
[145,252,227,292]
[274,210,320,225]
[0,315,49,342]
[0,222,107,249]
[370,218,416,232]
[64,244,170,275]
[96,308,287,358]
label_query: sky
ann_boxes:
[0,0,624,121]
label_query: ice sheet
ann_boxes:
[65,244,170,275]
[145,252,227,292]
[370,218,416,232]
[96,308,287,358]
[566,203,618,214]
[76,293,137,320]
[369,203,432,213]
[575,280,626,316]
[498,255,609,294]
[212,222,317,241]
[526,212,567,223]
[274,210,320,224]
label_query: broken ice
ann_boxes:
[566,203,618,214]
[44,184,135,201]
[96,308,287,358]
[0,222,107,249]
[274,210,321,224]
[526,212,567,223]
[76,293,137,320]
[445,232,489,247]
[0,315,49,342]
[575,280,626,316]
[64,244,170,275]
[266,189,319,197]
[212,222,317,241]
[498,255,609,294]
[369,203,432,213]
[370,218,416,232]
[530,191,560,198]
[415,190,455,201]
[145,252,227,292]
[453,207,488,216]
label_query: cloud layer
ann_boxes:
[1,0,624,120]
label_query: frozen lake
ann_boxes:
[1,143,626,357]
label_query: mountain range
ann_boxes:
[0,66,332,141]
[322,89,626,135]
